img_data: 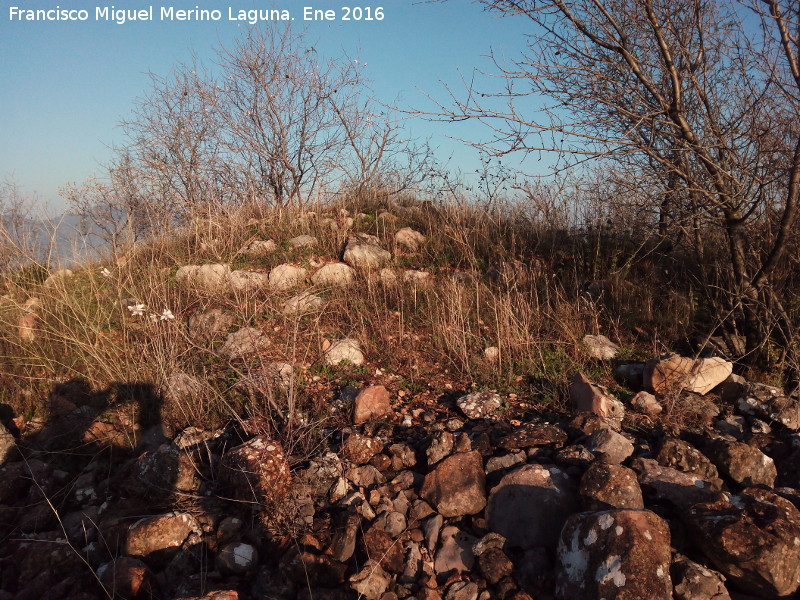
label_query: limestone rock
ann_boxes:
[569,373,625,422]
[655,438,722,488]
[176,263,232,294]
[269,263,308,291]
[632,458,719,510]
[395,227,426,252]
[456,391,502,420]
[325,338,365,366]
[218,327,269,360]
[343,236,392,270]
[487,464,579,550]
[354,385,391,424]
[644,355,732,395]
[582,334,620,360]
[288,234,317,248]
[187,308,235,343]
[0,421,16,465]
[630,391,663,415]
[350,561,391,600]
[497,423,568,450]
[684,488,800,597]
[735,382,800,430]
[312,262,356,287]
[483,346,500,362]
[435,526,477,581]
[555,509,672,600]
[283,292,325,315]
[229,269,270,293]
[340,433,383,465]
[162,372,207,407]
[421,451,487,517]
[362,525,404,573]
[243,239,277,256]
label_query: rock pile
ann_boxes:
[2,360,800,600]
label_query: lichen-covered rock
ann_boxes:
[340,433,383,465]
[229,269,270,293]
[456,391,502,420]
[671,555,731,600]
[349,560,391,599]
[684,488,800,597]
[125,511,200,558]
[656,438,722,489]
[421,451,487,517]
[187,308,235,343]
[734,382,800,430]
[631,458,719,510]
[555,509,672,600]
[584,428,634,464]
[288,234,317,248]
[703,438,777,488]
[176,263,232,294]
[579,462,644,511]
[487,464,579,550]
[219,436,291,505]
[497,423,568,450]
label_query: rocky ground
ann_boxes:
[2,348,800,600]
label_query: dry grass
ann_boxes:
[0,191,733,445]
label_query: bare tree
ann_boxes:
[434,0,800,368]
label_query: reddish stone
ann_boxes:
[355,385,392,424]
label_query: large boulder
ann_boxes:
[486,464,579,550]
[555,509,672,599]
[644,355,732,395]
[684,488,800,597]
[421,451,487,517]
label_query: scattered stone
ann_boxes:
[684,488,800,597]
[644,355,732,395]
[350,561,391,600]
[483,346,500,362]
[477,547,514,585]
[395,227,426,252]
[380,268,398,285]
[655,438,722,488]
[283,292,325,315]
[218,327,269,360]
[444,581,479,600]
[426,431,455,466]
[97,557,153,599]
[43,268,74,287]
[269,263,308,291]
[162,372,207,408]
[403,270,431,286]
[421,451,487,517]
[229,270,270,293]
[325,338,365,366]
[340,433,384,465]
[312,262,357,287]
[456,391,502,420]
[569,373,625,423]
[582,334,620,360]
[354,385,391,424]
[362,524,404,572]
[614,363,645,389]
[734,382,800,430]
[243,239,277,256]
[435,526,477,582]
[632,458,719,510]
[176,263,232,294]
[344,236,392,270]
[329,511,360,562]
[216,542,258,574]
[555,509,672,600]
[486,464,579,550]
[288,234,317,248]
[0,421,16,464]
[187,308,235,343]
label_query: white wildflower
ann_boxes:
[127,303,146,316]
[100,267,111,278]
[160,308,175,321]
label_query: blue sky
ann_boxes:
[0,0,541,211]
